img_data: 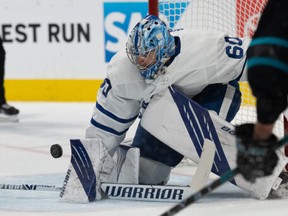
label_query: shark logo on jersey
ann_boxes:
[103,2,147,62]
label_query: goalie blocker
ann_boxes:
[59,87,288,202]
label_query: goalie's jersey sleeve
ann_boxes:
[85,29,250,152]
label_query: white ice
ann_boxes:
[0,102,287,216]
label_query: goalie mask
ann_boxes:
[126,15,176,80]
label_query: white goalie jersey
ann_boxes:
[85,29,251,153]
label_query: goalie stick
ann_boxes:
[160,135,288,216]
[0,183,61,191]
[0,139,215,203]
[190,139,216,190]
[0,182,196,202]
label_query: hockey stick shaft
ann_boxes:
[160,168,240,216]
[160,135,288,216]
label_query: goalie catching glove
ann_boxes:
[235,124,278,183]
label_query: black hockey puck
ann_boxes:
[50,144,63,158]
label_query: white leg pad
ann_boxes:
[60,139,109,203]
[140,87,288,199]
[138,157,171,185]
[117,147,140,184]
[59,139,140,203]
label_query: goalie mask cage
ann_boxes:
[149,0,288,168]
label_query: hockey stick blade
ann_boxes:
[0,183,61,191]
[0,182,196,202]
[160,135,288,216]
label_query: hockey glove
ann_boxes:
[235,123,278,183]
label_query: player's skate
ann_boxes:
[269,172,288,199]
[59,139,139,203]
[0,103,19,122]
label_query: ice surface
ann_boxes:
[0,102,287,216]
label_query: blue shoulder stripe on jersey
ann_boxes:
[90,118,129,136]
[168,87,235,184]
[250,37,288,49]
[248,57,288,73]
[70,139,96,201]
[96,102,138,123]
